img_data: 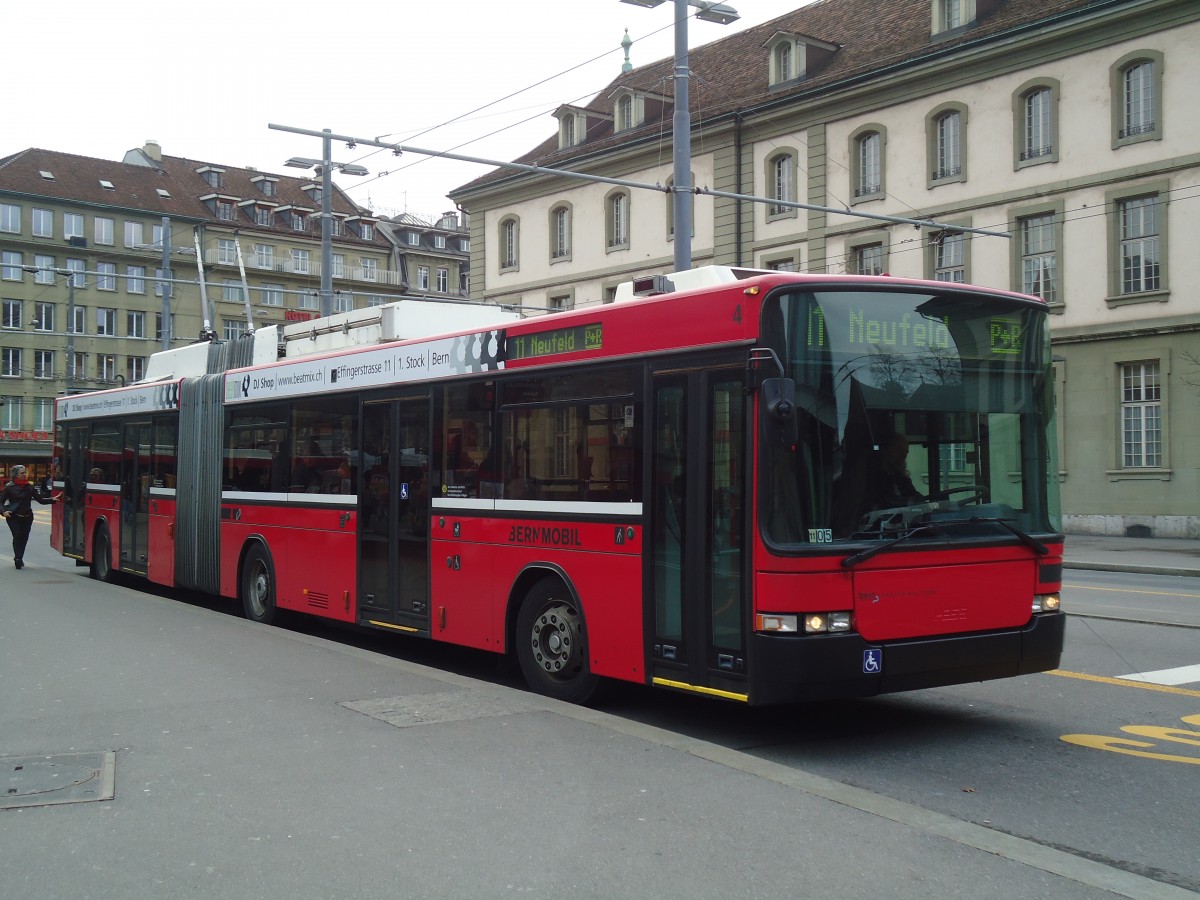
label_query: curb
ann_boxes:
[1063,561,1200,579]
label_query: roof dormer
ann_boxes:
[765,32,839,89]
[931,0,1002,39]
[554,105,591,149]
[195,165,225,189]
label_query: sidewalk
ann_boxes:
[1062,533,1200,577]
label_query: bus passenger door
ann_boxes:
[63,424,89,558]
[119,420,152,575]
[649,368,747,697]
[359,397,431,632]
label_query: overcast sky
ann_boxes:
[7,0,807,221]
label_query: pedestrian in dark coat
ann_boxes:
[1,464,58,569]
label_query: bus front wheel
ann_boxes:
[515,579,601,704]
[241,544,277,625]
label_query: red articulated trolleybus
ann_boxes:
[52,267,1065,705]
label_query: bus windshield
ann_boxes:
[760,288,1060,548]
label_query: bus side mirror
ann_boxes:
[761,377,798,446]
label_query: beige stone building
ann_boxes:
[450,0,1200,537]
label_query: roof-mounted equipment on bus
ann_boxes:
[630,274,675,297]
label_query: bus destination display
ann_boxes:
[507,324,602,361]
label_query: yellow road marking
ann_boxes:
[1063,582,1200,600]
[1048,668,1200,698]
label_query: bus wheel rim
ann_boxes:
[530,602,582,678]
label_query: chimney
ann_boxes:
[143,140,162,162]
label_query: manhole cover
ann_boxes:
[1,752,116,810]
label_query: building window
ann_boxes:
[767,151,797,218]
[291,213,307,231]
[33,398,51,432]
[331,218,344,237]
[1019,213,1057,303]
[253,244,274,269]
[292,249,310,275]
[218,239,237,265]
[94,217,114,245]
[850,126,885,201]
[217,202,235,221]
[616,94,634,133]
[333,293,352,313]
[407,232,420,246]
[931,108,964,182]
[97,354,117,383]
[34,256,54,284]
[1120,362,1161,468]
[549,294,573,312]
[66,258,85,289]
[2,299,21,329]
[1021,88,1053,161]
[1112,193,1162,296]
[222,280,244,303]
[127,266,146,294]
[128,311,146,339]
[1,348,20,378]
[96,262,117,291]
[605,190,630,250]
[559,114,576,149]
[774,42,792,83]
[550,205,571,260]
[1,251,21,281]
[299,292,319,311]
[63,213,84,240]
[360,222,374,241]
[0,203,20,233]
[417,266,430,290]
[255,207,272,227]
[201,169,222,189]
[34,302,54,332]
[853,242,885,276]
[500,217,519,270]
[33,208,53,237]
[97,307,117,336]
[0,395,19,427]
[259,284,283,307]
[433,234,446,250]
[436,268,449,292]
[1112,53,1162,146]
[34,349,54,379]
[124,220,144,247]
[360,258,378,282]
[127,357,146,383]
[71,305,85,335]
[331,254,345,279]
[930,230,967,282]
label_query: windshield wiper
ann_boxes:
[968,516,1049,556]
[841,523,947,568]
[840,517,1048,569]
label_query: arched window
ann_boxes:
[1011,79,1059,169]
[926,102,968,185]
[766,150,797,219]
[1110,51,1163,148]
[499,216,519,271]
[550,205,571,261]
[605,190,630,250]
[774,42,792,82]
[617,95,634,133]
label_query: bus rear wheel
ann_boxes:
[90,524,115,583]
[241,544,277,625]
[515,579,601,704]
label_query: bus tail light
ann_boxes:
[1033,593,1061,613]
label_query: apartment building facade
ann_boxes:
[450,0,1200,537]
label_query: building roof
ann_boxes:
[450,0,1110,197]
[0,145,386,249]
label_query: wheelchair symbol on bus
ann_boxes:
[863,649,882,674]
[400,483,409,500]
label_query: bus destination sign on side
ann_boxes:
[507,324,602,361]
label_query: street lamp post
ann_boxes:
[621,0,739,272]
[285,129,369,318]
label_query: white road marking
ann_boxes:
[1116,664,1200,686]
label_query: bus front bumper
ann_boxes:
[746,611,1065,706]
